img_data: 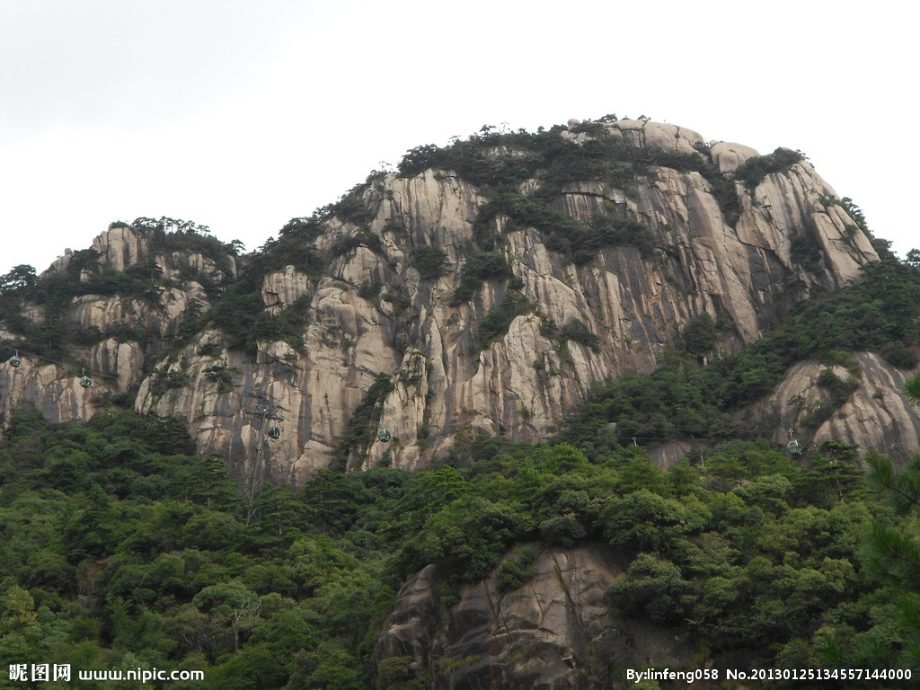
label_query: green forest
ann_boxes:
[3,405,920,688]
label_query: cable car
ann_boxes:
[787,439,802,455]
[377,428,391,443]
[79,369,92,388]
[268,426,281,439]
[9,351,20,368]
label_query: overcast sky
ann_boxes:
[1,0,914,277]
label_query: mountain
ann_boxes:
[2,117,912,486]
[3,116,920,689]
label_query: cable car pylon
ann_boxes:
[243,392,284,524]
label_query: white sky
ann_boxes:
[1,0,915,277]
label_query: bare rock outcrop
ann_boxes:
[710,141,759,174]
[607,118,705,153]
[376,544,704,689]
[758,352,920,462]
[2,224,234,427]
[91,225,148,272]
[261,267,312,313]
[1,120,892,480]
[344,134,876,471]
[0,359,97,426]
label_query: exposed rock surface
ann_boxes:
[710,141,760,174]
[0,358,97,426]
[756,353,920,462]
[1,119,899,483]
[376,543,723,689]
[261,266,312,313]
[0,224,232,430]
[92,225,149,272]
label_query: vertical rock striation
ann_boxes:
[1,119,897,482]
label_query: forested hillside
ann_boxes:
[3,403,920,688]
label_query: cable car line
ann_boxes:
[3,346,121,387]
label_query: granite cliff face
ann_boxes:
[0,223,234,429]
[1,119,906,484]
[754,352,920,459]
[376,543,754,689]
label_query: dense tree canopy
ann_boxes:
[1,402,919,687]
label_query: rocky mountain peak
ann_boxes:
[2,118,908,485]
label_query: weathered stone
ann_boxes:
[2,224,229,430]
[711,141,760,173]
[92,225,148,272]
[757,353,920,463]
[261,266,312,313]
[91,339,145,392]
[376,544,701,689]
[0,358,97,426]
[0,120,891,479]
[606,118,705,153]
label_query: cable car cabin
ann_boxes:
[79,375,92,388]
[377,428,391,443]
[787,439,802,455]
[9,353,20,367]
[268,426,281,439]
